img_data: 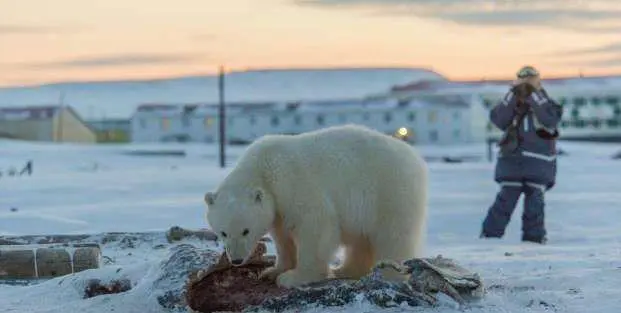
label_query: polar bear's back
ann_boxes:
[290,124,425,177]
[247,124,427,236]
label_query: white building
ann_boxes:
[387,75,621,141]
[130,95,481,145]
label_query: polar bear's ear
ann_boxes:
[253,188,263,204]
[204,192,216,205]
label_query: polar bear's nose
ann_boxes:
[231,259,244,266]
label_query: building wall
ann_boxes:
[131,103,474,146]
[53,109,97,143]
[87,119,131,143]
[0,119,53,141]
[480,89,621,140]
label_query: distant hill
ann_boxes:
[0,67,445,119]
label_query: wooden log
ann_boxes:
[35,248,72,278]
[0,245,101,279]
[0,249,36,278]
[73,246,102,273]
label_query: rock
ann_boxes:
[165,226,218,243]
[153,244,221,311]
[0,227,203,247]
[185,243,485,313]
[84,278,132,298]
[403,256,484,305]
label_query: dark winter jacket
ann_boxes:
[490,86,564,190]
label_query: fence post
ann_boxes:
[486,137,496,162]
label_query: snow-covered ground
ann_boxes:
[1,138,620,312]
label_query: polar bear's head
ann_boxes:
[204,186,275,266]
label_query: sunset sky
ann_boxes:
[1,0,620,87]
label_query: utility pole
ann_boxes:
[218,65,226,168]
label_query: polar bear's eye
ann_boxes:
[221,232,227,238]
[242,228,249,236]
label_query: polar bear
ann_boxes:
[204,124,428,288]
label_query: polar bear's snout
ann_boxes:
[224,240,255,266]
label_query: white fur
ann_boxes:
[204,124,428,287]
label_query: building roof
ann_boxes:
[133,94,470,117]
[0,104,95,133]
[0,105,60,121]
[391,75,621,94]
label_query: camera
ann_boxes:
[511,82,536,100]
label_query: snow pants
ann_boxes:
[481,181,547,242]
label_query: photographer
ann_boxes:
[480,66,564,244]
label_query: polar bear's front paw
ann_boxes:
[259,265,286,282]
[276,269,326,288]
[276,269,305,288]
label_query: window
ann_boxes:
[398,99,409,107]
[571,108,580,119]
[204,117,214,128]
[591,97,602,106]
[294,115,302,125]
[317,114,325,125]
[181,115,190,127]
[573,97,586,106]
[429,130,438,142]
[558,97,567,106]
[161,118,170,130]
[249,115,256,125]
[605,96,619,106]
[407,112,415,122]
[574,120,586,128]
[139,119,147,129]
[271,116,280,127]
[363,112,370,121]
[482,99,493,109]
[428,111,438,123]
[384,112,392,123]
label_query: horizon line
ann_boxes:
[1,64,620,89]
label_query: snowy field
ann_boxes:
[1,138,620,312]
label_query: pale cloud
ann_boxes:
[0,24,84,35]
[544,41,621,67]
[547,41,621,68]
[562,42,621,56]
[560,56,621,68]
[19,53,206,69]
[294,0,621,33]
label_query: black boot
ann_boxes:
[522,234,547,244]
[480,231,501,239]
